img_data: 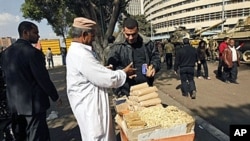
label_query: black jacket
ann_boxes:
[1,39,59,115]
[174,44,198,71]
[107,33,161,95]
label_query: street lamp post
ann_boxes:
[150,12,153,40]
[222,0,225,32]
[151,20,153,40]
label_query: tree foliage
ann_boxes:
[131,15,153,37]
[21,0,131,58]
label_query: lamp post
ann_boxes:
[151,20,153,40]
[222,0,225,32]
[150,12,153,40]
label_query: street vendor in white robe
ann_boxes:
[66,17,136,141]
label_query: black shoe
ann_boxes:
[190,91,196,99]
[216,73,222,78]
[231,81,239,84]
[182,93,188,97]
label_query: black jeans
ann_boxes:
[179,67,196,95]
[222,62,238,82]
[217,58,223,77]
[197,59,209,78]
[47,59,54,68]
[165,53,173,69]
[13,112,50,141]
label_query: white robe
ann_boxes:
[66,42,126,141]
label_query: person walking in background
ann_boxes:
[222,39,240,84]
[156,41,164,63]
[46,47,54,68]
[208,37,218,61]
[66,17,136,141]
[164,39,175,70]
[1,21,62,141]
[174,38,198,99]
[61,47,67,65]
[107,17,161,97]
[196,40,211,80]
[217,37,230,78]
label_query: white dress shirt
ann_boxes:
[229,45,237,62]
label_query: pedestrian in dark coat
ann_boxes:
[1,21,62,141]
[174,38,198,99]
[196,40,211,80]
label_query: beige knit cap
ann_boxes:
[72,17,96,29]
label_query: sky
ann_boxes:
[0,0,58,39]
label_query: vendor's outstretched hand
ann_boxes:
[123,62,137,79]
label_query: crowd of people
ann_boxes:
[0,16,242,141]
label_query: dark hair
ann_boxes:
[183,38,190,44]
[123,18,138,29]
[18,21,37,37]
[108,35,115,43]
[223,37,230,41]
[198,40,207,48]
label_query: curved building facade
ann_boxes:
[143,0,250,40]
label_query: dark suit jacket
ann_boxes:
[1,39,59,115]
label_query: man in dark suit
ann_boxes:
[1,21,62,141]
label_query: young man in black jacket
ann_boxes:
[107,18,161,97]
[174,38,198,99]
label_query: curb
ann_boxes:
[195,116,229,141]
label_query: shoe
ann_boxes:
[206,77,211,80]
[224,80,230,84]
[198,76,203,79]
[216,74,222,78]
[231,81,239,84]
[182,93,188,97]
[190,91,196,99]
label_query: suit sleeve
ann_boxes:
[29,50,59,101]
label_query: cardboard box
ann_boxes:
[153,133,195,141]
[115,114,195,141]
[115,101,195,141]
[120,129,195,141]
